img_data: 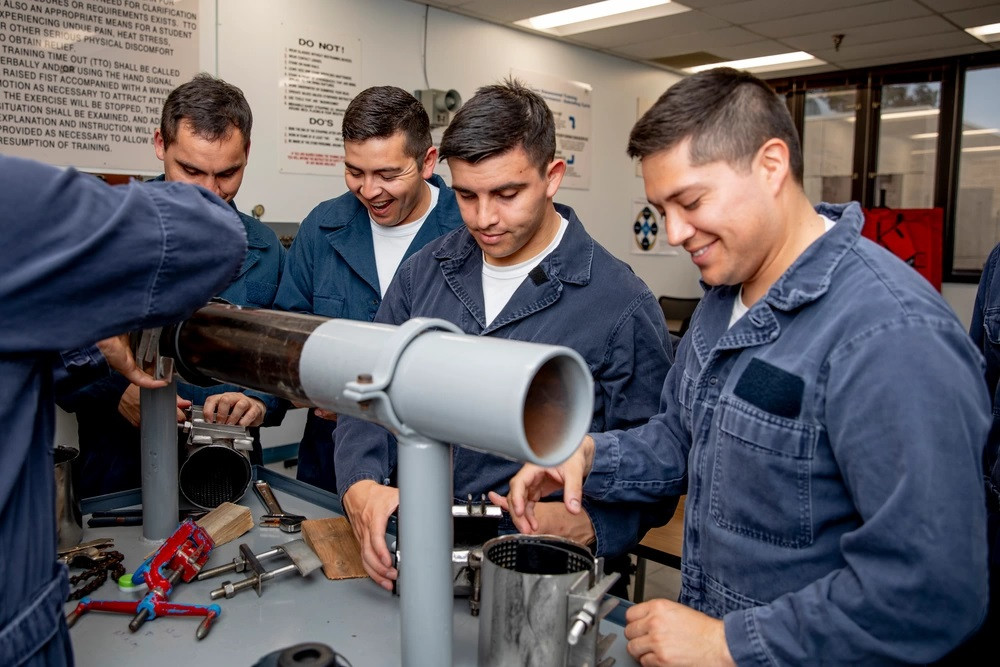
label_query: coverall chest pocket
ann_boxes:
[314,294,346,318]
[243,280,278,307]
[710,396,818,548]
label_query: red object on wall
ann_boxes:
[861,208,943,290]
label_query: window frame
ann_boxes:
[770,51,1000,283]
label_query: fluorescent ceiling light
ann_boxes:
[962,145,1000,153]
[966,22,1000,43]
[881,108,939,120]
[515,1,690,37]
[911,128,999,139]
[846,108,938,123]
[685,51,825,75]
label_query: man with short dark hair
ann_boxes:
[262,85,463,491]
[56,73,285,496]
[335,79,674,592]
[505,68,991,664]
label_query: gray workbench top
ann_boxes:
[66,469,637,666]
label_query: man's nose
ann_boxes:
[360,176,381,200]
[664,213,694,247]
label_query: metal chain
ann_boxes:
[66,550,126,601]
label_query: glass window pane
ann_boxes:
[802,88,857,205]
[873,82,941,208]
[954,66,1000,272]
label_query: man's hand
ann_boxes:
[490,491,596,546]
[117,384,190,427]
[313,408,338,421]
[203,392,266,427]
[341,480,399,591]
[97,334,164,389]
[504,436,596,532]
[624,599,734,666]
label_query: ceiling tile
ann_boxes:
[702,0,874,25]
[920,0,999,11]
[704,38,803,60]
[746,0,932,39]
[811,30,984,63]
[833,44,992,69]
[572,10,730,48]
[946,6,1000,28]
[617,25,763,59]
[782,16,958,52]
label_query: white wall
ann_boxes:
[215,0,701,299]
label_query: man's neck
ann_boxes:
[742,195,823,306]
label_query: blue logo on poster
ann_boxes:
[634,206,659,251]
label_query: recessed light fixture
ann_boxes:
[515,0,690,37]
[685,51,825,74]
[966,22,1000,43]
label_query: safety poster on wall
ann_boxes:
[276,25,360,176]
[513,68,592,190]
[0,0,200,171]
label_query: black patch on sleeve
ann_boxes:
[529,266,547,286]
[733,358,804,419]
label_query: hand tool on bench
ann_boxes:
[253,480,306,533]
[198,539,322,599]
[66,518,221,640]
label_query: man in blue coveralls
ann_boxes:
[962,241,1000,661]
[55,74,286,496]
[233,86,463,493]
[335,79,675,593]
[0,154,247,666]
[504,68,991,665]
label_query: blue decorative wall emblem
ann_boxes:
[634,205,659,251]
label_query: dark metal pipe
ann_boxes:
[164,302,325,403]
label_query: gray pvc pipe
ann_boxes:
[298,319,593,465]
[397,433,454,667]
[140,381,179,541]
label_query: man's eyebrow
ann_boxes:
[176,159,242,176]
[176,159,205,174]
[343,162,404,175]
[489,181,527,193]
[452,181,528,196]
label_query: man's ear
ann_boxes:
[545,159,566,199]
[153,128,166,161]
[756,138,791,196]
[244,138,251,160]
[420,146,438,180]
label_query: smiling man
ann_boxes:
[264,86,463,491]
[55,74,285,496]
[333,79,674,595]
[503,68,991,665]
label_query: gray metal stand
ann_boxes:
[397,433,454,667]
[140,381,179,541]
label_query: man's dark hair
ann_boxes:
[628,68,803,184]
[160,73,252,150]
[341,86,432,159]
[439,78,555,174]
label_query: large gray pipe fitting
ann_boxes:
[163,303,594,666]
[298,318,593,464]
